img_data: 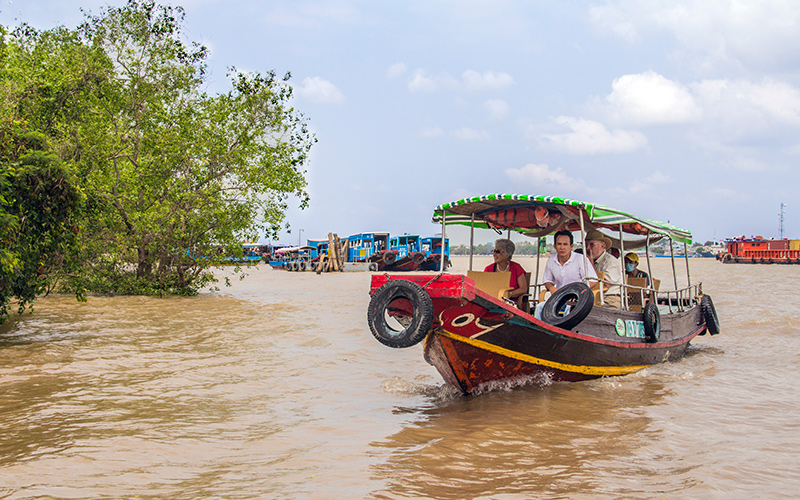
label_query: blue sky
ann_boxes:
[5,1,800,245]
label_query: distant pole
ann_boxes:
[299,229,304,247]
[779,203,786,239]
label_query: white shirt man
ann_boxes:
[543,230,597,293]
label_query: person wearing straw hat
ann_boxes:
[585,229,622,309]
[624,252,650,286]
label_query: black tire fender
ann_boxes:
[541,282,594,330]
[299,261,306,271]
[643,302,660,343]
[367,280,433,348]
[701,295,720,335]
[382,251,397,265]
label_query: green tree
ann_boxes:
[0,25,87,322]
[5,1,314,296]
[0,128,83,322]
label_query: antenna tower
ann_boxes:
[779,203,786,239]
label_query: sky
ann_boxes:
[4,0,800,246]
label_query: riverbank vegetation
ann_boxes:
[0,1,315,322]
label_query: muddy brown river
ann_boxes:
[1,256,798,499]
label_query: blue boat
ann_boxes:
[269,245,316,271]
[387,234,426,271]
[418,236,450,271]
[347,232,398,270]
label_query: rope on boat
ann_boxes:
[381,272,444,290]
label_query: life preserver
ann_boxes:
[541,282,594,330]
[367,280,434,348]
[368,262,379,272]
[643,302,660,343]
[701,295,720,335]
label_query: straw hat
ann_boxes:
[625,252,639,263]
[585,229,613,250]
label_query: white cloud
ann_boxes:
[386,62,407,79]
[709,187,739,199]
[461,70,514,91]
[727,156,768,172]
[604,71,702,126]
[588,1,800,73]
[484,99,510,121]
[538,116,648,155]
[505,163,588,192]
[295,77,344,105]
[408,69,459,92]
[451,128,490,141]
[629,171,669,194]
[407,68,513,93]
[418,127,489,141]
[419,127,445,138]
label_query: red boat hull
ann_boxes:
[370,273,706,395]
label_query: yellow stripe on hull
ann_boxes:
[438,329,649,377]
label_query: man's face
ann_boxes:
[586,239,606,260]
[554,235,572,258]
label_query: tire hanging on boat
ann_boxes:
[382,251,397,266]
[701,295,721,335]
[643,302,660,343]
[299,261,306,271]
[541,282,594,330]
[367,280,433,348]
[368,262,379,272]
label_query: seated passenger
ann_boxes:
[484,238,528,307]
[624,252,651,286]
[534,230,598,319]
[542,230,598,294]
[585,230,623,309]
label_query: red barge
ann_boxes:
[367,194,721,395]
[717,236,800,264]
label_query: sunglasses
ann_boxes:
[493,249,504,254]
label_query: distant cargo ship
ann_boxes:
[717,236,800,264]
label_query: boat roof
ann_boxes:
[432,194,692,244]
[275,245,316,254]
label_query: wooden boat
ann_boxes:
[417,236,450,271]
[386,235,426,271]
[269,245,316,271]
[347,232,398,271]
[366,194,721,395]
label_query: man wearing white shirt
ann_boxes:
[542,230,598,293]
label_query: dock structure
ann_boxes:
[315,233,347,273]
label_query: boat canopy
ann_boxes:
[432,194,692,245]
[275,245,316,255]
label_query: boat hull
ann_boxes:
[370,274,706,395]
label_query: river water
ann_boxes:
[1,256,799,499]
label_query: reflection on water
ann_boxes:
[370,376,673,499]
[1,259,800,499]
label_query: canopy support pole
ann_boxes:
[669,237,678,312]
[645,232,652,279]
[440,212,447,272]
[578,206,590,281]
[684,242,691,288]
[469,213,475,272]
[619,225,627,310]
[534,236,542,296]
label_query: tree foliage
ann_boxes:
[0,1,315,320]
